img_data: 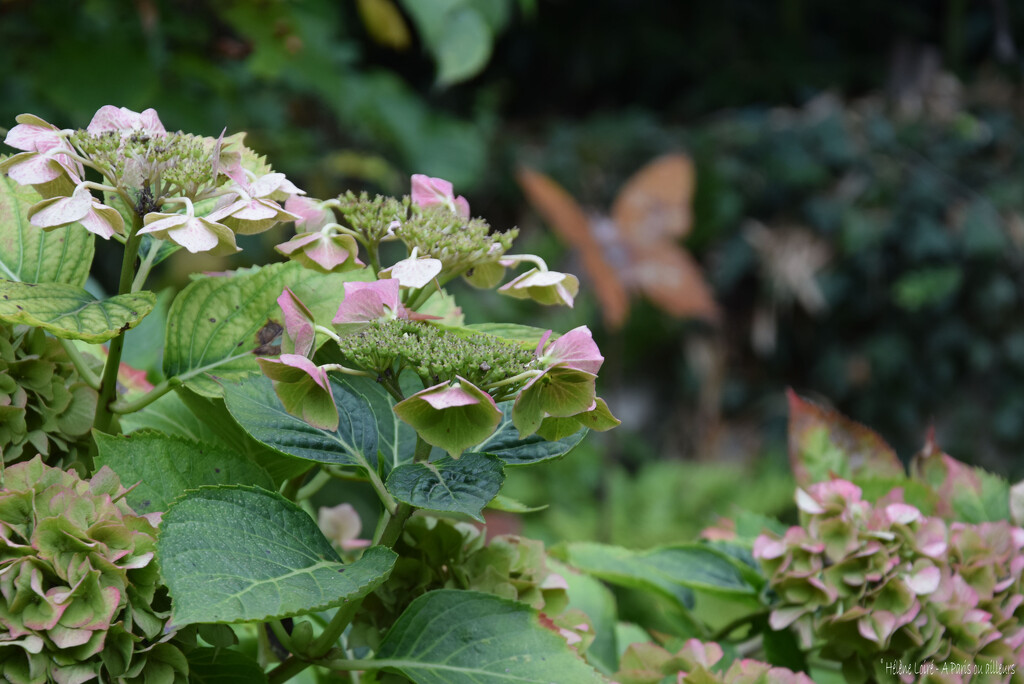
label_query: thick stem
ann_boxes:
[93,219,144,435]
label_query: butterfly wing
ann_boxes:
[628,243,720,322]
[611,153,717,322]
[516,166,631,330]
[611,153,695,246]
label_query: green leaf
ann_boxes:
[0,170,94,286]
[157,485,397,627]
[375,589,605,683]
[952,468,1010,523]
[93,430,274,515]
[787,389,904,488]
[462,322,551,347]
[386,452,504,521]
[0,280,155,343]
[892,266,962,311]
[223,374,378,471]
[556,542,758,613]
[486,493,547,513]
[473,400,587,466]
[186,647,268,684]
[163,262,369,396]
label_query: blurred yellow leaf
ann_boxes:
[357,0,411,50]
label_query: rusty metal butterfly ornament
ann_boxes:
[517,154,720,331]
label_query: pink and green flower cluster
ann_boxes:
[2,105,303,255]
[0,458,186,684]
[260,175,619,457]
[754,479,1024,683]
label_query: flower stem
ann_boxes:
[131,237,164,293]
[501,253,549,271]
[59,338,100,389]
[110,377,180,414]
[93,218,144,435]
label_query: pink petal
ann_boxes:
[28,185,93,227]
[77,209,117,240]
[7,153,66,185]
[285,196,334,231]
[332,279,402,325]
[454,195,470,219]
[383,255,443,288]
[5,121,60,153]
[419,383,481,410]
[541,325,604,374]
[886,503,922,525]
[795,488,825,514]
[87,105,165,136]
[278,353,332,393]
[906,566,941,595]
[411,174,454,207]
[232,199,280,221]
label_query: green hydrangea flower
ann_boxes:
[0,457,187,684]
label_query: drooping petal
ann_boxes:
[139,212,238,256]
[498,268,579,307]
[257,354,338,431]
[393,376,502,458]
[512,366,598,438]
[1,152,68,186]
[209,198,299,235]
[5,115,63,153]
[277,288,316,357]
[27,185,94,228]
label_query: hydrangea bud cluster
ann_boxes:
[0,457,186,684]
[2,106,302,255]
[614,638,814,684]
[262,175,619,457]
[753,480,1024,683]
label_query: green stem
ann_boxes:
[59,339,100,389]
[372,436,429,547]
[314,324,341,344]
[110,377,179,414]
[266,655,313,684]
[404,277,440,312]
[308,599,360,658]
[268,620,295,653]
[93,220,144,435]
[296,468,331,501]
[131,237,163,293]
[365,240,381,274]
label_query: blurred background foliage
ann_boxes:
[5,0,1024,542]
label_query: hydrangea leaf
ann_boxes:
[157,485,397,627]
[472,400,587,466]
[554,542,759,614]
[185,648,267,684]
[787,389,904,488]
[0,280,154,343]
[0,168,94,286]
[222,374,378,472]
[374,589,605,684]
[163,262,371,396]
[93,430,274,515]
[385,452,504,521]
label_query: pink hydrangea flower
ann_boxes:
[26,184,124,239]
[318,503,370,550]
[2,114,83,191]
[284,195,334,232]
[256,354,338,431]
[275,231,363,273]
[331,279,405,333]
[138,207,238,256]
[86,106,166,137]
[535,326,604,374]
[411,174,470,219]
[207,171,302,235]
[393,376,502,458]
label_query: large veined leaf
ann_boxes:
[374,590,605,684]
[93,430,274,515]
[157,485,397,627]
[556,542,759,613]
[222,374,378,471]
[0,280,154,342]
[0,169,94,286]
[385,452,504,521]
[473,400,587,466]
[163,262,370,396]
